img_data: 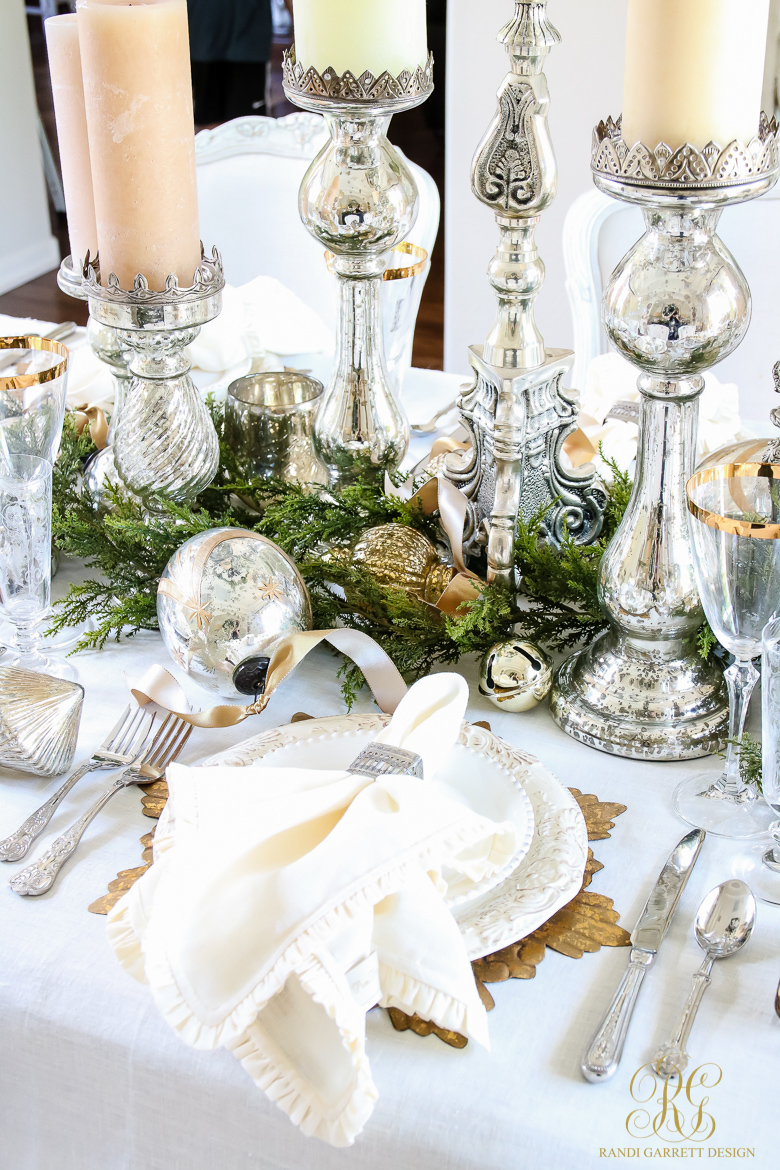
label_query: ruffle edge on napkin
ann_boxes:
[106,673,516,1146]
[227,954,378,1147]
[107,810,506,1051]
[107,820,494,1146]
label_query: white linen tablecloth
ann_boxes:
[1,367,778,1170]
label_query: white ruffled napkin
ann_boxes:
[187,275,335,399]
[107,674,517,1146]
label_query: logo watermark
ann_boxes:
[596,1063,756,1161]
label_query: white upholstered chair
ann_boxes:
[194,113,441,383]
[564,187,780,422]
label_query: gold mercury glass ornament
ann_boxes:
[338,525,454,605]
[479,640,553,713]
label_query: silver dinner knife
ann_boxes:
[581,827,705,1083]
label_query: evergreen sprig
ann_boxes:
[720,732,763,792]
[50,406,716,700]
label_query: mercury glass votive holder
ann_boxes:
[226,371,328,490]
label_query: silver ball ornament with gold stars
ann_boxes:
[157,528,311,697]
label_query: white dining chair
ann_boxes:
[194,112,440,383]
[564,186,780,423]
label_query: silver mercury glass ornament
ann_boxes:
[157,528,312,697]
[443,1,607,584]
[282,47,433,488]
[551,113,780,761]
[479,639,553,712]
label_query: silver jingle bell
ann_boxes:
[479,640,553,713]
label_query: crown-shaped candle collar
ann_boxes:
[282,45,434,106]
[82,245,224,305]
[592,113,779,191]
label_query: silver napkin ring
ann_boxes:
[347,743,424,779]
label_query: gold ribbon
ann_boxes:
[128,628,409,729]
[73,405,109,451]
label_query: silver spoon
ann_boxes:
[653,880,756,1078]
[410,399,458,434]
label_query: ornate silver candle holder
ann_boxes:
[550,113,780,761]
[57,255,133,510]
[82,249,224,508]
[283,46,433,487]
[443,1,606,585]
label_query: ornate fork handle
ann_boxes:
[10,775,129,897]
[0,760,98,863]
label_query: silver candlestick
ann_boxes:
[57,255,133,510]
[551,114,780,761]
[82,249,224,509]
[283,47,433,488]
[444,1,606,585]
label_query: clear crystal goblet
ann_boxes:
[0,454,70,679]
[674,464,780,838]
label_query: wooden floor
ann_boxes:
[1,22,445,370]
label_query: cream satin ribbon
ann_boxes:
[128,628,409,729]
[410,475,482,617]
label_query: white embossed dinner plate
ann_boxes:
[202,714,587,960]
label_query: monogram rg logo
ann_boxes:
[626,1063,722,1143]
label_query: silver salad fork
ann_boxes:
[0,703,156,863]
[10,714,193,897]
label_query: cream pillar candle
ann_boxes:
[622,0,771,151]
[44,14,98,270]
[292,0,427,78]
[77,0,201,291]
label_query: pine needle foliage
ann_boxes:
[720,732,763,792]
[50,407,716,699]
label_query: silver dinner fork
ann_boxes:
[0,703,156,863]
[10,715,193,897]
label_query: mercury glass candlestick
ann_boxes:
[551,114,780,761]
[282,46,433,487]
[82,249,224,508]
[57,255,132,508]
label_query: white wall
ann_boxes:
[444,1,626,374]
[0,4,60,295]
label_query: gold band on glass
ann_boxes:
[324,241,428,281]
[0,337,69,392]
[687,463,780,539]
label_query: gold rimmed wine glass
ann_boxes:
[674,463,780,838]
